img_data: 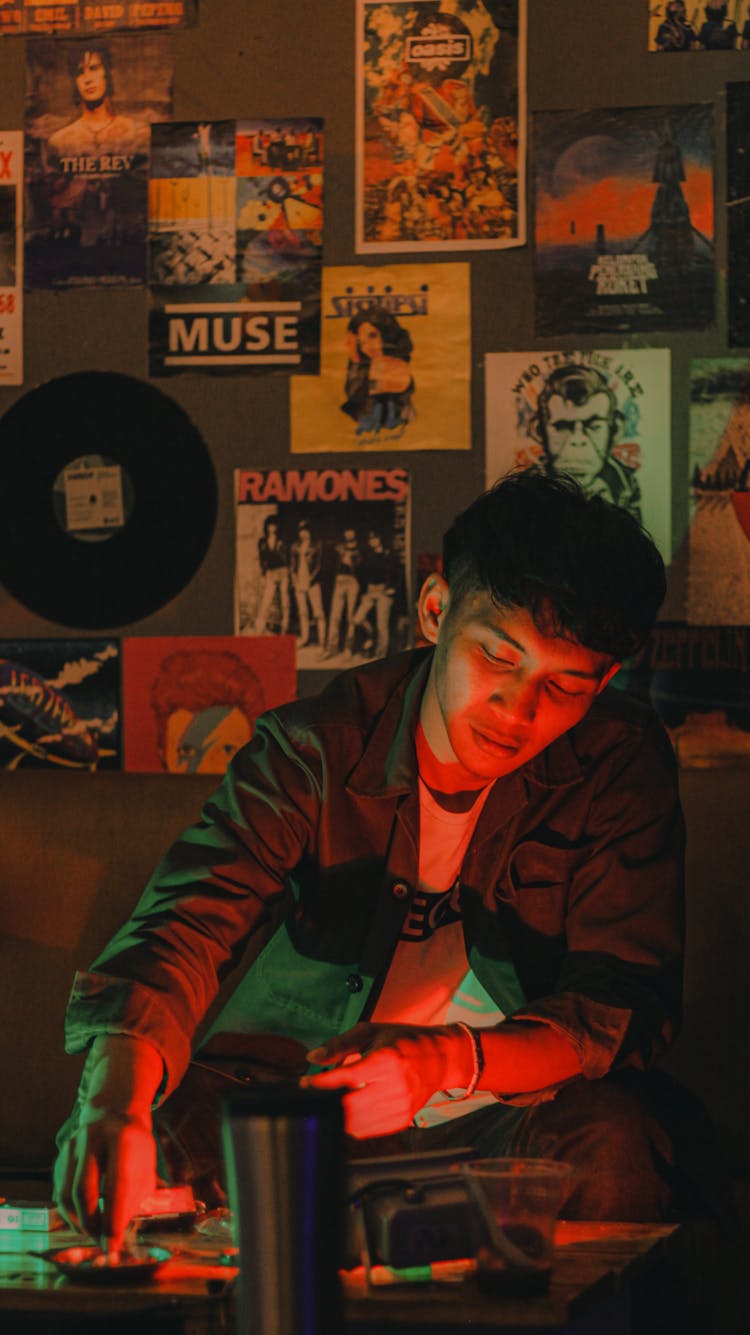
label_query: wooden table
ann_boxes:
[0,1220,680,1334]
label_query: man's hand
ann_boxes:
[53,1035,163,1258]
[303,1022,472,1139]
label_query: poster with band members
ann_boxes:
[647,623,750,769]
[24,33,173,289]
[290,262,470,452]
[148,118,324,376]
[0,1,196,35]
[727,82,750,348]
[356,0,526,251]
[122,635,296,774]
[0,132,23,386]
[234,467,411,673]
[533,103,715,336]
[648,3,750,51]
[0,638,119,771]
[485,349,672,559]
[687,358,750,626]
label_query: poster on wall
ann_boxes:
[0,131,23,386]
[648,623,750,769]
[0,638,119,770]
[647,3,748,51]
[122,635,296,774]
[533,103,715,336]
[290,262,470,452]
[24,33,173,289]
[687,358,750,625]
[356,0,526,252]
[485,348,672,559]
[234,467,411,672]
[727,81,750,347]
[0,1,196,35]
[148,117,324,376]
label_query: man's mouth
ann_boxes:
[472,726,525,755]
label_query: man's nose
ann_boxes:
[491,675,539,723]
[568,420,588,444]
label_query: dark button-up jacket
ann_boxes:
[65,649,685,1105]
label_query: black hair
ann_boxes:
[347,307,413,363]
[441,471,666,661]
[69,40,114,103]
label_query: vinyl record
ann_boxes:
[0,372,218,629]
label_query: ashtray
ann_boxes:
[34,1243,172,1282]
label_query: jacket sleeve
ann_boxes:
[64,713,323,1098]
[500,714,685,1100]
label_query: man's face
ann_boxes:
[543,391,614,489]
[164,705,253,774]
[76,52,108,106]
[422,586,617,784]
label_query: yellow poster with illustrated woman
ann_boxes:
[291,261,470,452]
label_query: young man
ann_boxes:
[54,473,686,1256]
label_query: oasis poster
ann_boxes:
[533,103,715,336]
[356,0,526,252]
[235,467,411,672]
[290,261,470,452]
[148,117,324,376]
[485,348,672,559]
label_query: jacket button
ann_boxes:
[346,973,364,993]
[392,882,408,899]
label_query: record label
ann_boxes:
[0,372,217,628]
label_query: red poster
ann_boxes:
[123,634,296,774]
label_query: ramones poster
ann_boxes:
[148,118,324,376]
[235,467,411,673]
[533,103,715,336]
[0,2,195,34]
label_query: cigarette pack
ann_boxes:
[0,1201,61,1231]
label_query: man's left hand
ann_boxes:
[303,1022,468,1138]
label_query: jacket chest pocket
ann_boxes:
[496,841,579,937]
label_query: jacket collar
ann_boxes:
[345,648,585,799]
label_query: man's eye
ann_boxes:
[546,680,585,698]
[480,645,514,667]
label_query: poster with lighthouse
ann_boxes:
[532,103,715,336]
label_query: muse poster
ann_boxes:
[485,348,672,558]
[234,467,411,673]
[0,2,195,35]
[648,3,749,51]
[290,262,470,452]
[122,635,296,774]
[648,622,750,769]
[24,33,173,289]
[0,638,119,771]
[533,103,715,336]
[0,131,22,386]
[687,358,750,626]
[148,117,324,376]
[356,0,526,252]
[727,81,750,347]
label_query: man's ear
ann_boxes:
[596,661,622,694]
[417,573,450,644]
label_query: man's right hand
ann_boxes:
[53,1034,164,1258]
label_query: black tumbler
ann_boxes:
[221,1083,346,1335]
